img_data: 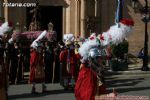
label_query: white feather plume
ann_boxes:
[79,21,134,62]
[63,33,75,42]
[0,22,11,36]
[31,30,47,49]
[88,33,97,40]
[98,23,133,46]
[30,41,38,49]
[35,30,47,42]
[8,38,13,44]
[79,39,100,63]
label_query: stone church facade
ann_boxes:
[0,0,150,55]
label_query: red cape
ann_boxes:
[75,64,107,100]
[59,49,79,77]
[29,50,45,83]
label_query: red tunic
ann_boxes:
[75,64,107,100]
[29,50,44,83]
[59,49,78,78]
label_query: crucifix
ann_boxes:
[29,2,41,31]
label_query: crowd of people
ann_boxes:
[0,21,82,93]
[0,17,134,100]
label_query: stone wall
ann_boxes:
[1,0,150,56]
[124,0,150,55]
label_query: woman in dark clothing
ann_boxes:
[53,41,65,83]
[43,41,54,83]
[9,42,20,84]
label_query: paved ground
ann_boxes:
[8,61,150,100]
[8,74,150,100]
[8,83,75,100]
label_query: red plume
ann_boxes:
[120,18,134,26]
[8,21,13,27]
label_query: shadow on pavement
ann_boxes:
[106,78,145,88]
[8,89,74,100]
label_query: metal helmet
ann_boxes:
[88,48,102,59]
[88,48,104,76]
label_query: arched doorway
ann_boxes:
[26,6,63,41]
[25,6,63,82]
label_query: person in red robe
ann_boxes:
[59,44,79,89]
[75,48,117,100]
[29,30,48,93]
[29,46,46,93]
[0,39,7,100]
[29,47,38,83]
[75,18,134,100]
[59,33,80,90]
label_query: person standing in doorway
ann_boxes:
[43,41,54,83]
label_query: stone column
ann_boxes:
[63,7,66,35]
[95,0,101,33]
[65,0,71,34]
[95,0,98,17]
[4,0,8,21]
[0,0,2,17]
[75,0,80,37]
[80,0,87,38]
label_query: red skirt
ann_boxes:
[29,65,45,83]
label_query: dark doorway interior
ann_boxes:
[26,6,63,41]
[26,6,63,83]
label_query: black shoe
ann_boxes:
[64,86,68,91]
[9,81,15,85]
[42,85,47,93]
[31,87,37,94]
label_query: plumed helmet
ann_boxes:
[79,18,134,63]
[88,48,104,73]
[63,33,75,43]
[88,48,102,59]
[0,22,12,37]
